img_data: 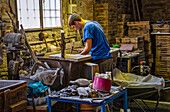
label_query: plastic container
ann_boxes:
[113,44,120,48]
[93,76,112,92]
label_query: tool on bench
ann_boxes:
[39,32,49,52]
[70,46,79,54]
[61,30,65,58]
[52,34,60,47]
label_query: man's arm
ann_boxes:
[80,38,92,55]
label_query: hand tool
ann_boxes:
[70,46,79,54]
[52,34,60,47]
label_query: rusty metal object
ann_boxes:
[20,24,48,75]
[3,33,25,51]
[60,30,65,58]
[0,45,3,66]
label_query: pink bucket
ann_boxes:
[93,76,112,92]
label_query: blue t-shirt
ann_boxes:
[83,21,112,60]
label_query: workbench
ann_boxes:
[38,49,119,86]
[117,53,140,73]
[47,89,127,112]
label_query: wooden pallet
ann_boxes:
[127,21,150,28]
[152,24,170,29]
[117,14,131,22]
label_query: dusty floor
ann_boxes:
[51,100,170,112]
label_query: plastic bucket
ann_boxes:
[93,76,112,92]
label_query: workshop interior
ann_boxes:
[0,0,170,112]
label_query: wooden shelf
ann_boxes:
[151,33,170,35]
[29,37,77,45]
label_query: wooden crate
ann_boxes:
[117,14,131,22]
[116,36,145,51]
[26,101,57,112]
[152,24,170,29]
[94,3,109,9]
[127,21,150,29]
[152,29,170,33]
[116,36,144,44]
[128,26,150,30]
[94,10,109,18]
[144,42,152,51]
[155,34,170,77]
[128,30,150,36]
[0,80,28,112]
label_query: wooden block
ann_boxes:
[152,29,170,33]
[26,101,57,112]
[94,3,109,9]
[117,14,131,22]
[116,36,144,44]
[127,21,150,28]
[10,100,27,112]
[152,24,170,29]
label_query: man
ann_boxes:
[68,14,114,76]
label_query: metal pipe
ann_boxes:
[61,30,65,58]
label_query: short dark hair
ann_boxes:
[68,14,82,27]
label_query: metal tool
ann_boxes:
[39,32,49,52]
[70,46,79,54]
[3,33,25,51]
[6,10,19,33]
[60,30,65,58]
[52,34,60,47]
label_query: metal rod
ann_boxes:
[6,11,19,33]
[132,0,136,21]
[61,30,65,58]
[133,98,146,112]
[55,0,57,26]
[141,99,151,111]
[135,0,141,21]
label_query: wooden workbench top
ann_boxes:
[49,53,92,62]
[48,48,119,62]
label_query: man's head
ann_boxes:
[68,14,84,30]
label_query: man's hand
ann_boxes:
[79,38,92,55]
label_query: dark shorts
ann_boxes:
[92,58,114,79]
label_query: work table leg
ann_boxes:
[101,105,106,112]
[123,89,128,112]
[76,103,79,112]
[128,58,131,73]
[47,97,51,112]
